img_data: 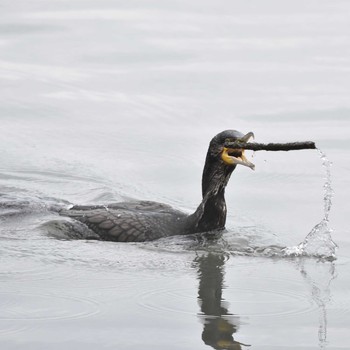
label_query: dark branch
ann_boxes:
[224,141,316,151]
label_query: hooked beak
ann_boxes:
[221,131,255,170]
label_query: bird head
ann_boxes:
[202,130,255,197]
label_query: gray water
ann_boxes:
[1,1,350,349]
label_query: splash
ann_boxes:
[283,150,337,260]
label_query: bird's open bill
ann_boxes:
[221,131,255,170]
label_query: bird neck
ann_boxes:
[192,187,227,233]
[186,164,232,234]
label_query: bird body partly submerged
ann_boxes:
[59,201,189,242]
[57,130,254,242]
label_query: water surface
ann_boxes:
[1,1,350,349]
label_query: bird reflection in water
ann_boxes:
[194,252,250,350]
[194,251,336,350]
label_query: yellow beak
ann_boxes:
[221,131,255,170]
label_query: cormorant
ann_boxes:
[59,130,254,242]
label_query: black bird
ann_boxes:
[58,130,254,242]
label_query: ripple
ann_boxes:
[223,286,314,318]
[0,292,100,321]
[138,286,196,316]
[137,283,315,319]
[142,232,285,260]
[0,323,29,336]
[0,262,55,282]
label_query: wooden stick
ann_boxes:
[224,141,316,151]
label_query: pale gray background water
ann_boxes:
[1,1,350,349]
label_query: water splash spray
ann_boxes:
[283,149,337,260]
